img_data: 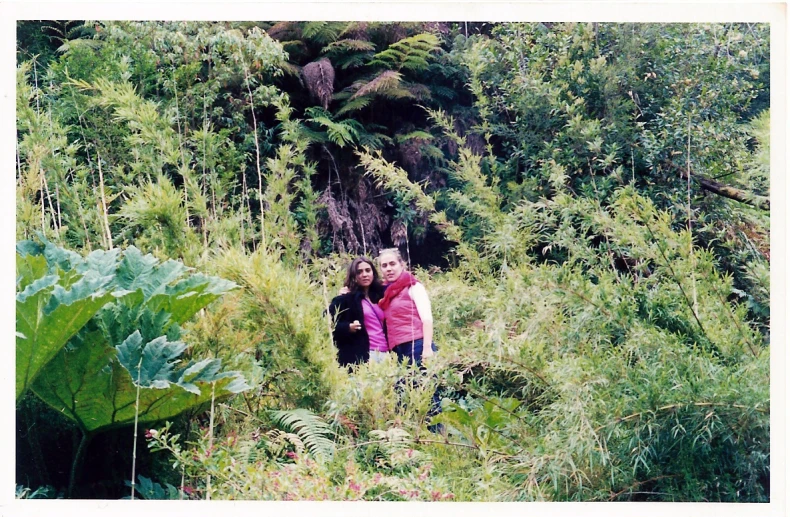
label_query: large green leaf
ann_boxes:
[18,236,246,432]
[32,328,249,433]
[18,237,245,430]
[15,253,116,401]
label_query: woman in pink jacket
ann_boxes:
[377,247,442,431]
[377,248,437,366]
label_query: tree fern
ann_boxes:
[369,33,441,72]
[302,21,345,45]
[321,39,375,69]
[396,130,434,144]
[303,107,363,148]
[270,408,335,460]
[334,95,373,116]
[351,70,403,99]
[322,38,376,54]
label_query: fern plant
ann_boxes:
[369,33,441,72]
[270,408,336,461]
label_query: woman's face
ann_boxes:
[355,261,374,288]
[379,252,404,283]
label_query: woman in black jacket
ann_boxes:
[328,256,387,369]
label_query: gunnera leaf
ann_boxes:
[32,327,249,433]
[20,238,246,432]
[15,251,117,401]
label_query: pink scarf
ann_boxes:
[378,271,418,311]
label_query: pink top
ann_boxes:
[382,284,424,350]
[362,298,388,352]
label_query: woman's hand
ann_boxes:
[339,286,350,295]
[349,320,362,333]
[421,344,435,361]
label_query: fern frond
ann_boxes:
[304,107,360,148]
[339,21,372,39]
[321,39,375,69]
[396,130,434,143]
[358,132,393,149]
[302,21,345,45]
[405,82,432,101]
[322,39,376,54]
[334,53,370,70]
[265,429,306,456]
[297,125,330,146]
[335,95,373,116]
[378,87,416,100]
[369,33,441,72]
[351,70,402,99]
[431,85,457,100]
[270,408,335,460]
[57,38,103,53]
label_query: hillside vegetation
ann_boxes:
[16,21,769,501]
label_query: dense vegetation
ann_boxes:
[16,21,769,501]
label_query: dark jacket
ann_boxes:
[328,286,385,368]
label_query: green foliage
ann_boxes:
[303,107,363,148]
[15,244,117,401]
[209,249,341,410]
[16,21,770,503]
[270,408,336,460]
[124,475,180,500]
[17,236,247,434]
[370,33,441,72]
[16,484,61,499]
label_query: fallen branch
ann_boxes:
[679,167,769,211]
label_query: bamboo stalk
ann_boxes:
[180,465,186,500]
[41,171,59,238]
[206,382,216,501]
[39,164,46,234]
[130,357,143,501]
[55,182,63,234]
[686,116,698,318]
[246,175,256,251]
[32,57,40,115]
[97,155,113,249]
[241,58,265,249]
[172,71,191,229]
[240,167,246,249]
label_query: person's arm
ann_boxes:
[410,284,434,359]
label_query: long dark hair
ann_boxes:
[344,256,385,302]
